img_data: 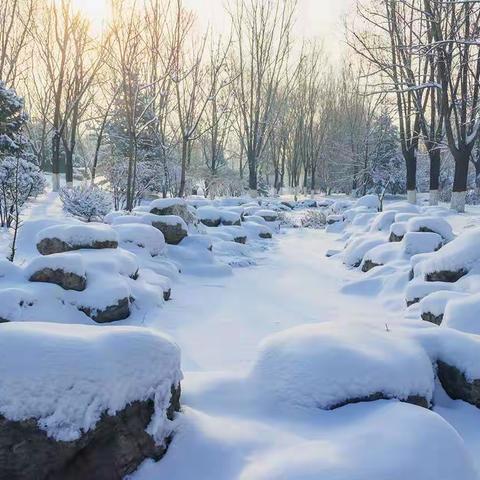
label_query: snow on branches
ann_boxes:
[60,184,112,222]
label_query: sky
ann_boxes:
[70,0,355,59]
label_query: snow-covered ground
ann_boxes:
[3,191,480,479]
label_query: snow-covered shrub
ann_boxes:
[0,156,46,227]
[299,210,326,229]
[466,189,480,205]
[104,159,164,210]
[60,185,112,222]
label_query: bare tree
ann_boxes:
[229,0,296,196]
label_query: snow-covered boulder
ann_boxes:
[220,226,247,244]
[442,294,480,335]
[405,279,455,306]
[251,322,434,410]
[179,234,213,251]
[25,253,86,291]
[436,329,480,408]
[196,207,222,227]
[0,288,35,323]
[255,209,278,222]
[147,214,188,245]
[36,224,118,255]
[369,210,396,232]
[343,234,386,268]
[406,216,454,242]
[402,232,443,256]
[113,223,166,257]
[361,242,401,272]
[389,221,407,242]
[239,402,477,480]
[326,214,343,225]
[414,228,480,283]
[219,210,241,226]
[150,197,194,224]
[243,215,267,226]
[419,291,470,325]
[0,322,181,479]
[354,194,380,211]
[242,222,273,240]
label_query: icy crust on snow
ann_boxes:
[36,223,118,246]
[0,322,182,442]
[24,252,86,278]
[239,402,477,480]
[251,322,435,409]
[414,228,480,279]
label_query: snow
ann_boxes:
[402,231,443,256]
[414,228,480,279]
[36,222,118,247]
[419,290,470,318]
[250,322,434,409]
[113,223,166,257]
[406,216,455,242]
[354,194,380,210]
[0,322,181,442]
[24,252,86,277]
[342,233,386,267]
[443,294,480,335]
[150,198,186,210]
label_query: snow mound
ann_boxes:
[250,322,434,409]
[239,402,477,480]
[369,210,396,232]
[443,294,480,335]
[419,290,470,323]
[0,322,182,442]
[150,198,186,210]
[406,216,454,242]
[113,223,166,257]
[24,252,86,278]
[343,233,386,267]
[414,228,480,281]
[402,232,443,256]
[354,194,380,210]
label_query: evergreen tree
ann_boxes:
[0,81,30,158]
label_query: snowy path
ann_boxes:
[132,228,462,479]
[152,228,398,373]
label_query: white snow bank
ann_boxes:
[0,322,182,441]
[250,322,434,409]
[196,206,221,222]
[113,224,166,257]
[36,223,118,246]
[443,294,480,335]
[239,402,477,480]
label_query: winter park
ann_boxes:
[2,0,480,479]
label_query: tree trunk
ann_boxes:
[405,148,417,204]
[451,152,469,213]
[248,149,257,194]
[429,149,441,206]
[178,138,188,198]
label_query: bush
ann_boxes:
[300,210,326,229]
[60,184,112,222]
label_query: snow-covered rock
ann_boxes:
[196,207,222,227]
[406,216,455,242]
[343,234,386,268]
[402,232,443,256]
[442,294,480,335]
[25,253,87,291]
[414,228,480,283]
[150,198,194,224]
[0,322,181,479]
[251,322,434,410]
[354,194,380,211]
[113,223,166,257]
[36,223,118,255]
[255,209,278,222]
[419,291,470,325]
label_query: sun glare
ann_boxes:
[70,0,109,31]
